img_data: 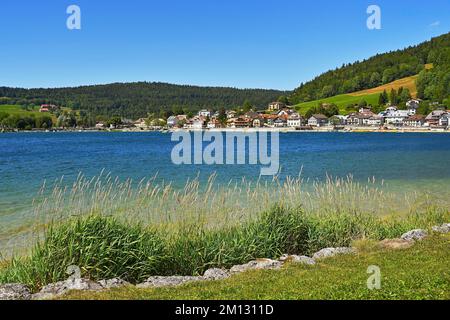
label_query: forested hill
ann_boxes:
[290,32,450,104]
[0,83,288,119]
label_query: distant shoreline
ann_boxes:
[1,127,449,134]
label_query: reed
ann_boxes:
[0,172,448,291]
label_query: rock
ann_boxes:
[0,284,31,300]
[32,278,103,300]
[230,258,283,273]
[379,238,413,250]
[312,247,355,260]
[203,268,230,280]
[136,276,204,289]
[98,278,130,289]
[279,254,316,265]
[401,229,428,242]
[432,223,450,234]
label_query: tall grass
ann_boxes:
[0,172,448,291]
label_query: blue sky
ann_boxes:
[0,0,449,90]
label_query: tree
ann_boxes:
[243,100,252,112]
[378,90,388,106]
[358,100,368,108]
[218,107,227,126]
[389,89,398,105]
[370,72,381,87]
[277,95,289,105]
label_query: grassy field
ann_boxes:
[295,93,380,115]
[63,234,450,300]
[0,105,43,117]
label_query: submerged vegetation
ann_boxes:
[0,172,448,292]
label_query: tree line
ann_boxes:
[0,83,288,120]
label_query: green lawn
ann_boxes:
[63,234,450,300]
[0,104,43,117]
[295,93,380,115]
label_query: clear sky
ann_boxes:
[0,0,449,90]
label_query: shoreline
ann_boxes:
[1,127,449,134]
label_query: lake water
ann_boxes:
[1,132,450,253]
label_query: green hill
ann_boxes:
[290,32,450,106]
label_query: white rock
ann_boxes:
[136,276,204,289]
[32,278,103,300]
[98,278,130,289]
[230,259,283,273]
[280,255,316,265]
[312,247,355,260]
[432,223,450,234]
[203,268,230,280]
[401,229,428,242]
[0,284,31,300]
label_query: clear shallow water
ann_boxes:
[1,132,450,250]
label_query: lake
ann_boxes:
[1,132,450,253]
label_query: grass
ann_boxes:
[295,93,380,115]
[63,234,450,300]
[0,173,448,293]
[0,105,43,117]
[294,66,434,115]
[350,75,418,98]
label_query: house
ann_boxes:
[207,118,221,129]
[406,99,420,114]
[227,117,251,128]
[252,118,263,128]
[192,117,206,129]
[167,115,187,128]
[425,110,447,127]
[268,102,286,112]
[438,113,450,127]
[359,107,372,114]
[134,118,148,129]
[364,115,383,126]
[308,114,328,127]
[287,115,303,128]
[329,115,347,125]
[167,116,178,128]
[226,110,237,119]
[276,108,296,117]
[198,109,212,118]
[40,104,59,113]
[244,110,260,120]
[403,115,425,127]
[381,107,410,125]
[274,118,287,127]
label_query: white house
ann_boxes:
[308,114,328,127]
[364,115,383,126]
[287,115,303,128]
[198,109,212,118]
[268,102,286,112]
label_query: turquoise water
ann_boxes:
[1,132,450,252]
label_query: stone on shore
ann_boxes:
[0,284,31,300]
[379,238,414,250]
[136,276,204,289]
[312,247,355,260]
[230,258,283,273]
[432,223,450,234]
[279,254,316,265]
[203,268,230,280]
[32,278,103,300]
[98,278,130,289]
[401,229,428,242]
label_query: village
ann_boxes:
[122,99,450,132]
